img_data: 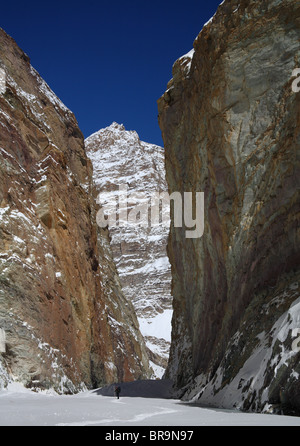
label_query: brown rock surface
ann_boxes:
[158,0,300,414]
[0,28,151,392]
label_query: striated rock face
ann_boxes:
[158,0,300,414]
[0,29,151,392]
[85,123,172,377]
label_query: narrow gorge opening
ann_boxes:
[85,122,173,380]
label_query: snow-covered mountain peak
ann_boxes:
[85,124,172,378]
[109,121,125,131]
[86,122,140,151]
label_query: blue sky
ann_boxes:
[1,0,222,146]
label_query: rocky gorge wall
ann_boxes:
[158,0,300,414]
[0,28,151,392]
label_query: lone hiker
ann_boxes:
[114,385,121,399]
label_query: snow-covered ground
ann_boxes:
[0,383,300,426]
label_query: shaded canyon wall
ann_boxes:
[158,0,300,414]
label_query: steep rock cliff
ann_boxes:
[85,123,172,377]
[158,0,300,414]
[0,29,151,392]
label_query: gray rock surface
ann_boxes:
[158,0,300,415]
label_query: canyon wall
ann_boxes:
[158,0,300,414]
[0,29,151,392]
